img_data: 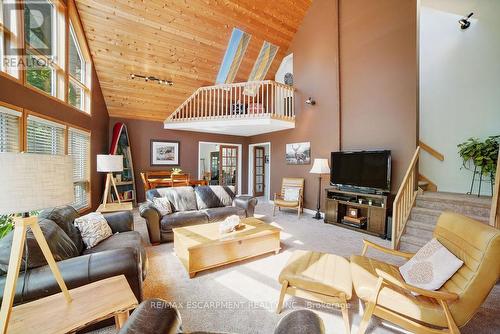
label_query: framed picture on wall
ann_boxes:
[150,140,180,166]
[285,142,311,165]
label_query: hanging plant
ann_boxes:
[457,135,499,176]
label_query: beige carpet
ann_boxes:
[94,202,500,334]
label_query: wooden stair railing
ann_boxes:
[490,153,500,229]
[166,80,294,123]
[419,140,444,161]
[417,140,444,192]
[392,146,421,250]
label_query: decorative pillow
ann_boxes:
[152,197,173,216]
[283,187,300,201]
[399,238,463,293]
[73,212,112,249]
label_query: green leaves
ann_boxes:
[0,215,14,239]
[458,135,500,176]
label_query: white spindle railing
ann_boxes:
[166,80,295,123]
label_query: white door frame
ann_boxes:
[248,142,271,200]
[198,141,243,195]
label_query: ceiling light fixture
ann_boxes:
[129,73,173,86]
[459,12,473,30]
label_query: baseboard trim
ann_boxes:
[267,200,325,219]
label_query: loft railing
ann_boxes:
[392,146,420,250]
[166,80,294,122]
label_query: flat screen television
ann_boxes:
[330,150,391,193]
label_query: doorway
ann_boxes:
[248,142,271,200]
[198,142,242,193]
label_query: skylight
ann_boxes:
[216,28,251,84]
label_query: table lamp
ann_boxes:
[0,153,74,333]
[97,154,123,208]
[309,158,331,220]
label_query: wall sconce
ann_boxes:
[305,97,316,105]
[459,13,473,30]
[130,73,174,86]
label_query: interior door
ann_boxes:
[219,145,238,190]
[210,151,220,185]
[253,146,265,196]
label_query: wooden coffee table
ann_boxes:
[173,217,281,278]
[6,275,138,333]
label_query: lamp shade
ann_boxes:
[0,153,74,215]
[309,158,330,174]
[97,154,123,172]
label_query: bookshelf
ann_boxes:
[109,123,137,206]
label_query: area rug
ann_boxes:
[92,202,500,334]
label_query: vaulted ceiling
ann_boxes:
[74,0,311,121]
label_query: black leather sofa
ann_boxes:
[140,186,258,244]
[0,206,147,305]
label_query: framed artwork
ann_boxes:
[150,140,180,166]
[285,142,311,165]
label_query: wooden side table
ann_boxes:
[97,202,133,213]
[7,275,138,333]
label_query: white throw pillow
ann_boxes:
[152,197,172,216]
[73,212,112,249]
[283,187,300,201]
[399,238,463,293]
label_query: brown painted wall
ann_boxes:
[0,69,110,211]
[339,0,418,191]
[109,118,249,203]
[250,0,341,210]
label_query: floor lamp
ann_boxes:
[97,154,123,208]
[0,153,75,333]
[310,158,331,220]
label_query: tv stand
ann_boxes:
[324,187,392,238]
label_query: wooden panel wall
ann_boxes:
[75,0,311,121]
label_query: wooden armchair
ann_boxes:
[140,172,151,192]
[351,212,500,334]
[273,177,304,218]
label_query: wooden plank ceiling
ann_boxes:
[75,0,311,121]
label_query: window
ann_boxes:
[26,114,65,155]
[0,105,21,152]
[216,28,251,84]
[0,0,22,78]
[24,0,66,99]
[68,22,90,112]
[68,127,90,210]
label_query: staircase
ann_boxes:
[399,192,492,252]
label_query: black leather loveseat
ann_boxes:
[140,185,257,244]
[0,206,147,305]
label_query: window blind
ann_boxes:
[68,127,90,210]
[0,106,21,152]
[26,115,65,155]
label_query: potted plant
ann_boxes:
[458,135,499,195]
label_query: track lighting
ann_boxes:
[129,73,174,86]
[459,13,473,30]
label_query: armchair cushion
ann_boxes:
[399,238,463,293]
[350,255,448,327]
[274,198,299,207]
[283,187,300,201]
[152,197,172,216]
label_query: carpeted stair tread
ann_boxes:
[406,219,435,232]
